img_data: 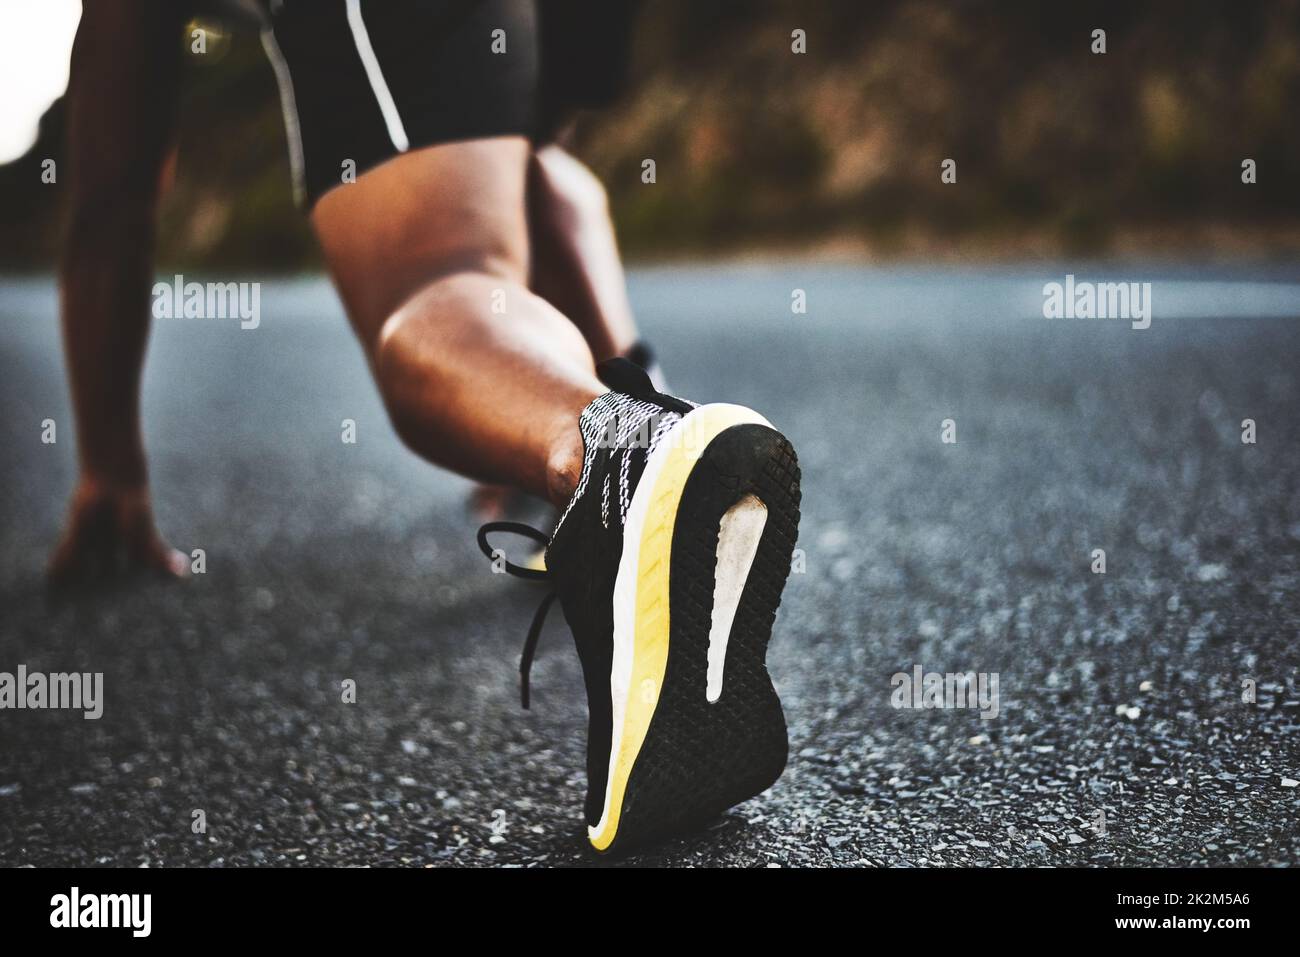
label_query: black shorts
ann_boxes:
[259,0,638,207]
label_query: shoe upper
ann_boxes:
[476,359,696,827]
[545,360,694,825]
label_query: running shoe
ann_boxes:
[478,358,801,853]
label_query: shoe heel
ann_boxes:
[603,422,801,853]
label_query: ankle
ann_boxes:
[545,426,585,507]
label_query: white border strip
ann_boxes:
[259,27,307,207]
[345,0,410,153]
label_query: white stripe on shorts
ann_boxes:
[344,0,411,153]
[260,26,307,206]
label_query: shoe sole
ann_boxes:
[589,404,801,853]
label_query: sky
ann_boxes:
[0,0,82,165]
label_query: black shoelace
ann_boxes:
[474,442,619,711]
[476,521,556,710]
[474,359,690,710]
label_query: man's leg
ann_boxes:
[311,137,603,505]
[527,144,638,364]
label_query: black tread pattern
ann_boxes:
[605,424,801,853]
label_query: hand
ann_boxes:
[48,478,188,587]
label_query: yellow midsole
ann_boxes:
[588,404,771,851]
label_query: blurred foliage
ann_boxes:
[2,0,1299,269]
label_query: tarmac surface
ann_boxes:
[2,265,1298,867]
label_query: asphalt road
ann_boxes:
[2,265,1298,867]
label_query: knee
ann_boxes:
[371,275,467,445]
[561,162,610,223]
[372,307,429,452]
[320,209,529,346]
[532,147,610,227]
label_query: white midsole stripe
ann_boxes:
[345,0,410,153]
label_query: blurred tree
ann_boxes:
[2,0,1297,270]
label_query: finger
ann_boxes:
[129,525,188,579]
[148,542,190,579]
